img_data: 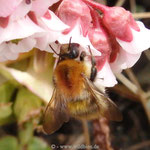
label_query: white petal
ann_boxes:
[0,43,17,62]
[35,34,50,50]
[0,0,22,17]
[94,61,117,87]
[10,0,32,20]
[39,10,69,31]
[0,56,7,62]
[0,38,36,62]
[4,51,19,60]
[9,38,36,53]
[0,16,45,44]
[35,31,62,50]
[0,43,6,56]
[116,21,150,54]
[35,10,69,47]
[1,44,19,60]
[58,23,101,56]
[110,48,141,73]
[0,43,8,61]
[32,0,59,17]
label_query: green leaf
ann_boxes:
[0,82,16,125]
[0,115,14,126]
[0,136,19,150]
[0,65,17,83]
[19,122,34,146]
[14,88,42,123]
[0,74,7,86]
[0,103,12,119]
[28,137,51,150]
[0,64,53,103]
[0,82,16,103]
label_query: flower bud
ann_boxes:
[57,0,91,36]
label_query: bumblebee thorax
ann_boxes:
[53,59,88,99]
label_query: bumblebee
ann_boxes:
[43,42,122,134]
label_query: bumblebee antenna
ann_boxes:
[68,37,72,50]
[49,44,59,56]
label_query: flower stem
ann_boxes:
[116,73,138,94]
[125,69,141,89]
[82,120,91,150]
[127,140,150,150]
[93,118,113,150]
[95,0,107,5]
[129,0,136,13]
[133,12,150,19]
[125,69,150,123]
[115,0,126,6]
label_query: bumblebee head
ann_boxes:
[60,43,80,60]
[49,38,82,62]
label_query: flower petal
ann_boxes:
[0,43,9,61]
[35,32,61,50]
[116,21,150,54]
[35,11,69,50]
[39,10,69,31]
[94,61,117,87]
[0,0,22,17]
[0,16,45,44]
[9,38,36,53]
[0,43,19,61]
[58,23,101,56]
[0,38,36,62]
[10,0,32,21]
[35,34,50,50]
[32,0,59,17]
[110,48,141,73]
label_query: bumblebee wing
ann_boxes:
[83,75,122,121]
[43,89,69,134]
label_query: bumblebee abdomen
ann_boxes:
[67,98,100,120]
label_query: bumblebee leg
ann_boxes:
[90,64,97,81]
[80,51,86,61]
[90,52,97,82]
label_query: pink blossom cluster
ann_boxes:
[0,0,150,87]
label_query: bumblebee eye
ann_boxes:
[70,48,79,59]
[69,43,80,59]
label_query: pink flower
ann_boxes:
[83,0,150,74]
[0,16,44,61]
[34,10,69,51]
[0,0,150,88]
[55,0,150,86]
[31,0,60,17]
[51,0,101,58]
[0,0,22,18]
[0,0,68,61]
[87,9,118,86]
[57,0,91,36]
